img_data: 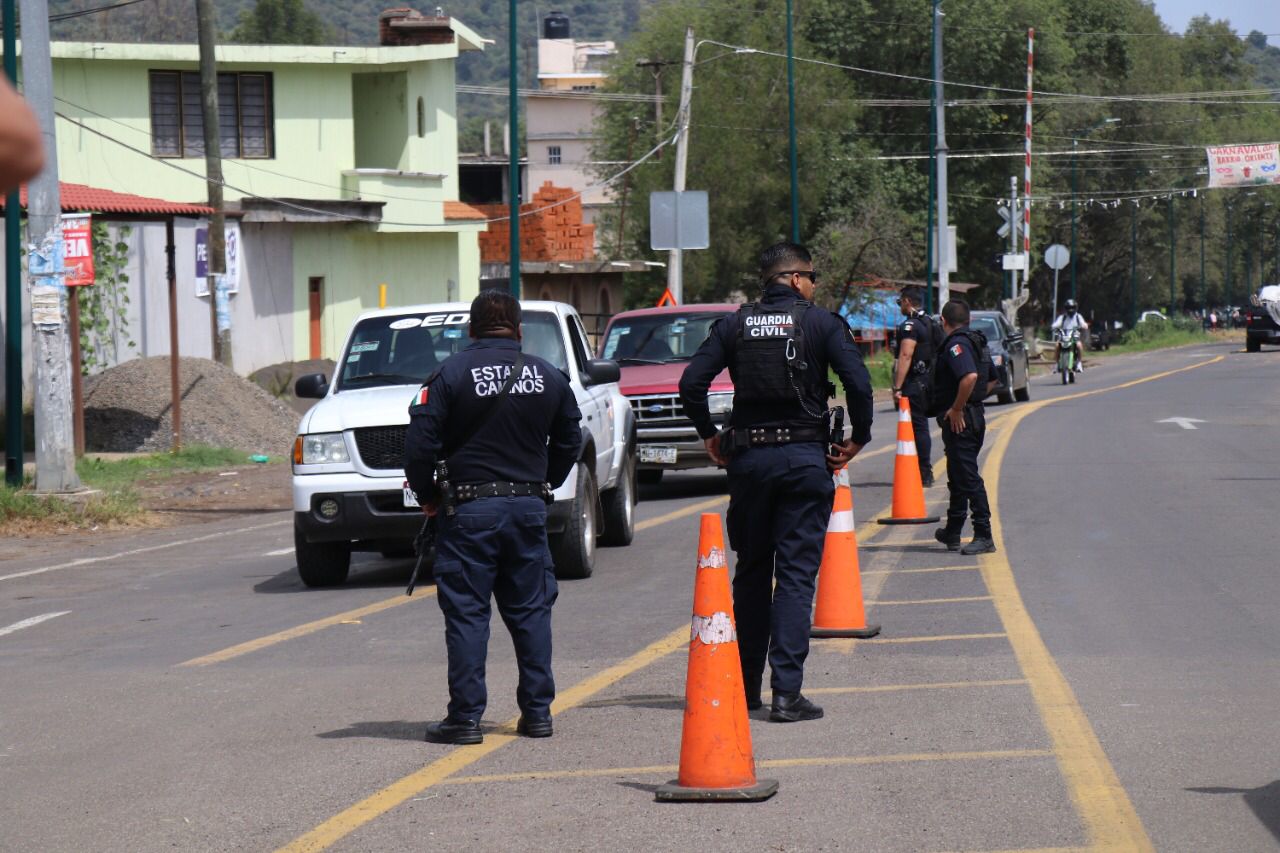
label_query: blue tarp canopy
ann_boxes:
[839,289,899,333]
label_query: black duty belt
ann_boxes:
[454,482,551,505]
[731,425,826,449]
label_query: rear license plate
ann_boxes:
[403,481,420,508]
[639,446,678,465]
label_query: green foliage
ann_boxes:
[231,0,332,45]
[1108,316,1205,352]
[76,445,262,490]
[77,223,136,376]
[0,483,141,530]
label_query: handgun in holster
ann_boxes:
[827,406,846,453]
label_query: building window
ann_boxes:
[547,145,562,165]
[416,96,425,138]
[149,70,274,159]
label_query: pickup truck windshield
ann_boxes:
[338,310,569,391]
[600,312,730,364]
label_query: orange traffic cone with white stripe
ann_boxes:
[812,467,880,638]
[878,396,940,525]
[655,514,778,802]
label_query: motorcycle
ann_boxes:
[1055,327,1081,385]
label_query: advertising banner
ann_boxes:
[62,213,94,287]
[1205,143,1280,188]
[196,221,241,296]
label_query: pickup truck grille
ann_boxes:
[630,394,688,428]
[353,426,407,470]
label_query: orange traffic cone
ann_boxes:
[655,514,778,803]
[812,467,880,638]
[877,396,940,525]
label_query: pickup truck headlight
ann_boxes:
[297,433,349,464]
[707,392,734,415]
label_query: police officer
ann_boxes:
[932,299,996,556]
[679,241,874,723]
[891,286,937,487]
[404,291,582,745]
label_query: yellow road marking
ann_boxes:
[969,356,1224,851]
[805,678,1027,696]
[439,748,1054,785]
[274,624,689,853]
[178,590,436,667]
[824,632,1006,654]
[871,595,994,606]
[635,494,727,531]
[863,566,980,575]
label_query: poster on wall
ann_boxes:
[195,221,242,296]
[1205,143,1280,188]
[62,213,95,287]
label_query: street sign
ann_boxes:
[1002,253,1028,271]
[1044,243,1070,271]
[997,202,1022,240]
[649,191,709,251]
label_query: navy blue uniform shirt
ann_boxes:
[894,310,934,369]
[679,284,874,446]
[403,337,582,502]
[934,327,980,409]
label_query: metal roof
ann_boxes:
[1,182,214,216]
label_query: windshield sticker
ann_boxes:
[389,317,423,330]
[603,327,629,359]
[346,354,362,363]
[443,328,464,339]
[350,341,380,353]
[388,313,469,331]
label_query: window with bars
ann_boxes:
[149,70,274,158]
[547,145,561,165]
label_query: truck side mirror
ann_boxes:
[295,373,330,398]
[583,359,621,386]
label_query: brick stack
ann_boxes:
[477,182,596,263]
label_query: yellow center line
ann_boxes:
[273,624,689,853]
[863,632,1007,644]
[871,595,994,606]
[635,494,727,531]
[805,678,1027,696]
[863,566,980,575]
[437,748,1054,786]
[971,356,1225,852]
[178,590,437,668]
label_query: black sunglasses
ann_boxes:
[775,270,818,283]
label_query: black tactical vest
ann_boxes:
[730,301,814,406]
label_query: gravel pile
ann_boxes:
[84,357,300,455]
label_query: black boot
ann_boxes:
[424,717,482,745]
[769,692,824,722]
[934,523,962,551]
[516,715,553,738]
[961,529,996,555]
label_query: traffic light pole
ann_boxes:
[3,0,22,486]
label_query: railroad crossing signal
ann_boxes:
[997,201,1023,240]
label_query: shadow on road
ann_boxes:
[616,780,661,794]
[252,560,419,594]
[639,472,729,502]
[317,721,424,742]
[1186,781,1280,845]
[578,693,684,711]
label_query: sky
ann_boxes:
[1151,0,1274,39]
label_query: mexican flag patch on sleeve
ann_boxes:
[950,344,963,357]
[416,387,429,406]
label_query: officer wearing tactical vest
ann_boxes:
[931,299,996,556]
[891,286,940,487]
[679,241,874,723]
[404,291,582,745]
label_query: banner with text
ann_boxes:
[1206,143,1280,188]
[62,214,94,287]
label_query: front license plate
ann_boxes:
[403,481,420,508]
[639,446,678,465]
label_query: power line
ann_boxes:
[49,0,150,23]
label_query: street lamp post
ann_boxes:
[1069,117,1120,302]
[1225,199,1234,310]
[1129,201,1138,330]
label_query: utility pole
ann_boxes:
[20,0,80,493]
[196,0,231,366]
[1168,196,1176,315]
[785,0,799,242]
[1070,137,1079,303]
[635,59,665,154]
[1129,201,1137,330]
[1225,200,1233,309]
[1199,195,1206,324]
[924,35,936,315]
[667,26,695,305]
[507,0,520,297]
[931,0,950,306]
[3,0,23,486]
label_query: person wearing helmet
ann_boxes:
[1051,299,1088,374]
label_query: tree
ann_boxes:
[231,0,332,45]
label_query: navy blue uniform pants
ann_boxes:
[902,379,932,475]
[432,495,558,722]
[938,406,991,535]
[725,442,835,696]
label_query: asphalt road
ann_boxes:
[1,340,1276,852]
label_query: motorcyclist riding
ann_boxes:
[1051,299,1088,374]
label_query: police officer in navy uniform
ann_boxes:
[932,299,996,556]
[891,286,937,487]
[404,291,582,745]
[679,241,874,723]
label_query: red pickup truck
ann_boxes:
[598,305,736,484]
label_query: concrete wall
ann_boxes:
[352,71,409,170]
[289,226,480,360]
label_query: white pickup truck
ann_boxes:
[290,300,637,587]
